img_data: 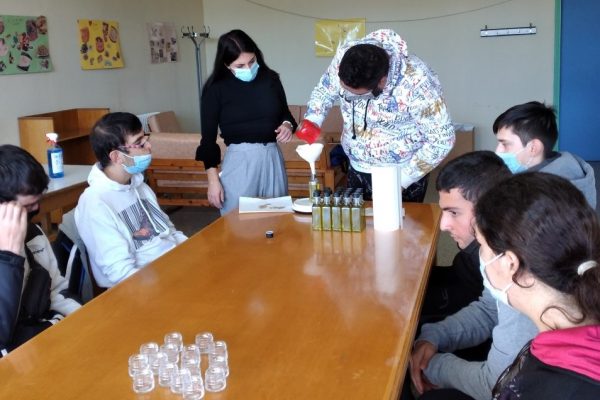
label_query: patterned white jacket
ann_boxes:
[304,29,455,188]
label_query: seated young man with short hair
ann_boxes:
[75,112,187,288]
[409,151,538,400]
[421,151,512,321]
[494,100,596,207]
[0,145,81,356]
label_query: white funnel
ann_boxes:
[296,143,324,176]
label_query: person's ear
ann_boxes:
[503,250,521,276]
[528,138,544,157]
[109,149,122,165]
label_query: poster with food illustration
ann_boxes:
[147,22,178,64]
[0,15,52,75]
[78,19,123,70]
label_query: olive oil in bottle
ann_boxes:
[311,189,323,230]
[321,188,332,231]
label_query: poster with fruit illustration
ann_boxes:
[78,19,123,70]
[0,15,52,75]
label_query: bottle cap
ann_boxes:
[265,230,274,238]
[46,132,58,142]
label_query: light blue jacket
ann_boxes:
[418,289,538,400]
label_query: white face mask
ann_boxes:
[479,250,514,307]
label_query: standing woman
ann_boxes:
[196,29,297,214]
[475,172,600,400]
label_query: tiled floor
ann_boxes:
[164,206,220,238]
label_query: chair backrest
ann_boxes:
[57,210,106,300]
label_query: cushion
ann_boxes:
[148,111,182,133]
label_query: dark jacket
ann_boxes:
[494,326,600,400]
[0,250,25,355]
[421,240,482,320]
[0,223,80,356]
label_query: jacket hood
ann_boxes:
[534,151,597,208]
[531,325,600,381]
[345,29,408,94]
[87,163,145,192]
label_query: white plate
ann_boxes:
[292,198,313,213]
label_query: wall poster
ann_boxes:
[147,22,178,64]
[0,15,52,75]
[78,19,124,70]
[314,18,365,57]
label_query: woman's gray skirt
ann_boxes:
[219,142,288,215]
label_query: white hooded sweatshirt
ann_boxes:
[304,29,455,188]
[75,164,187,288]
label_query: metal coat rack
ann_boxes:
[182,26,210,129]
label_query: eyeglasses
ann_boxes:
[119,135,150,151]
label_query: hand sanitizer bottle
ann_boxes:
[46,132,64,178]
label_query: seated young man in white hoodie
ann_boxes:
[75,112,187,288]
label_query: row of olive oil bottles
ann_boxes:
[311,187,366,232]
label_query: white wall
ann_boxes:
[203,0,555,151]
[0,0,204,145]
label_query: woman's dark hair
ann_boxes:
[204,29,272,90]
[0,144,49,201]
[338,44,389,90]
[90,112,142,168]
[476,172,600,325]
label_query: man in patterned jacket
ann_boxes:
[301,29,455,202]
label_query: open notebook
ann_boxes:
[238,196,294,214]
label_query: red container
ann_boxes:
[296,120,321,144]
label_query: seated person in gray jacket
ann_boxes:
[409,157,539,400]
[0,145,81,356]
[421,151,511,322]
[494,101,596,208]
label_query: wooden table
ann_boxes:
[0,203,440,399]
[33,164,91,238]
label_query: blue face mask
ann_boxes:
[121,152,152,174]
[496,152,525,174]
[479,251,513,307]
[232,62,259,82]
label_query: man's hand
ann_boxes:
[295,120,321,144]
[410,340,438,395]
[275,121,293,143]
[0,202,27,254]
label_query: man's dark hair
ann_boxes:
[436,150,511,204]
[492,101,558,158]
[338,44,389,90]
[90,112,142,168]
[0,145,49,202]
